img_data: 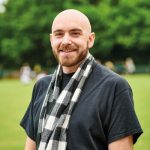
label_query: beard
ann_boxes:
[52,42,89,67]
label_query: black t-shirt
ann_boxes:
[61,72,74,91]
[20,63,143,150]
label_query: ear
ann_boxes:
[88,32,95,48]
[50,33,52,43]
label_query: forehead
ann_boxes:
[52,19,83,32]
[51,10,91,33]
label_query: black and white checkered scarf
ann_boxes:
[38,54,94,150]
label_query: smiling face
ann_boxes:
[50,9,95,73]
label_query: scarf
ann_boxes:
[38,54,95,150]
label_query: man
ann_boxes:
[20,9,143,150]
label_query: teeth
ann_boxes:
[59,49,76,52]
[62,50,72,52]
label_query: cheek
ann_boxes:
[51,38,61,49]
[80,40,89,49]
[51,43,58,52]
[75,38,88,47]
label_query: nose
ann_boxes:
[62,33,71,45]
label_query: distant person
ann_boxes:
[20,9,143,150]
[32,64,47,81]
[20,63,31,84]
[125,57,136,74]
[104,60,115,71]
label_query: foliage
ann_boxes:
[0,0,150,68]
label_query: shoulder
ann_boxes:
[34,75,52,89]
[36,74,52,84]
[31,75,52,98]
[92,62,131,93]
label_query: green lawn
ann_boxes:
[0,79,34,150]
[124,74,150,150]
[0,74,149,150]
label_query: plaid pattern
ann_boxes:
[38,54,94,150]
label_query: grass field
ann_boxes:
[0,74,149,150]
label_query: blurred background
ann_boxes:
[0,0,149,149]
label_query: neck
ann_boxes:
[62,63,81,74]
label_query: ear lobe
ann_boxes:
[88,32,95,48]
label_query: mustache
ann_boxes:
[58,44,78,51]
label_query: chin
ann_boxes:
[60,60,76,67]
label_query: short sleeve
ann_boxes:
[20,83,37,141]
[107,80,143,144]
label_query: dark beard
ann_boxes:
[52,41,89,67]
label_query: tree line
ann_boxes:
[0,0,150,69]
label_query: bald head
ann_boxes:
[51,9,92,34]
[50,9,95,73]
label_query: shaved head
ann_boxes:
[51,9,92,34]
[50,9,95,73]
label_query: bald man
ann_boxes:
[20,9,142,150]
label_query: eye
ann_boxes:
[54,32,64,38]
[71,32,81,37]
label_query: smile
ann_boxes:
[60,49,76,53]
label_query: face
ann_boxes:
[50,10,95,73]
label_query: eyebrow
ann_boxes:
[53,28,83,33]
[53,30,63,34]
[70,28,82,32]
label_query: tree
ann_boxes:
[0,0,150,69]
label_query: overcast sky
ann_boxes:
[0,0,6,13]
[0,0,8,4]
[0,0,3,3]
